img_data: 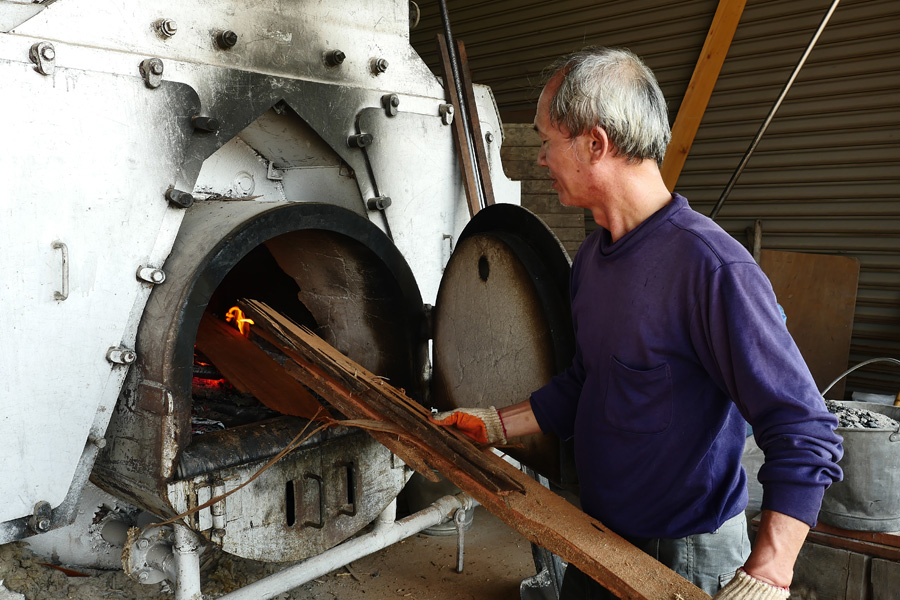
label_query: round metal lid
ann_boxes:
[431,204,573,482]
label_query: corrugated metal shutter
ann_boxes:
[411,0,900,395]
[411,0,718,121]
[676,0,900,394]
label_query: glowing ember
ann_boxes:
[225,306,254,336]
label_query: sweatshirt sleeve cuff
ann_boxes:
[762,482,827,527]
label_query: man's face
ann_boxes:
[534,75,592,209]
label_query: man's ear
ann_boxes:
[588,126,609,163]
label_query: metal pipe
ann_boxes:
[709,0,842,220]
[174,524,202,600]
[214,492,476,600]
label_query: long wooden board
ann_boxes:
[238,300,709,600]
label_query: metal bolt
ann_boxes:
[192,115,220,133]
[29,42,55,76]
[165,188,194,208]
[371,57,389,75]
[439,104,454,126]
[36,518,50,532]
[347,133,374,148]
[367,196,392,211]
[137,266,166,284]
[382,94,400,117]
[325,49,345,67]
[89,436,107,449]
[107,347,137,365]
[216,30,238,49]
[137,539,150,550]
[140,58,164,88]
[138,572,149,582]
[485,132,495,144]
[160,19,178,37]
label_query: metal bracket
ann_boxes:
[382,94,400,117]
[107,346,137,365]
[348,133,374,148]
[454,508,466,573]
[29,501,52,534]
[267,162,284,181]
[29,41,55,76]
[439,103,454,126]
[136,266,166,285]
[165,188,194,208]
[51,240,68,301]
[139,58,164,89]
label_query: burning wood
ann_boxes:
[227,299,709,600]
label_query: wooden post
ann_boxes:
[661,0,748,191]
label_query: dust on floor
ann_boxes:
[0,506,537,600]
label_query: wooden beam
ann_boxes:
[239,299,710,600]
[456,39,495,207]
[437,33,482,217]
[661,0,747,191]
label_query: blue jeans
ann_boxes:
[559,512,751,598]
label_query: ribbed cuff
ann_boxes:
[484,406,507,445]
[723,569,790,600]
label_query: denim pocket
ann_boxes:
[604,356,673,434]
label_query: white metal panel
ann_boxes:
[0,61,197,523]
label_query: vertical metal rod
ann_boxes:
[437,0,484,209]
[709,0,842,220]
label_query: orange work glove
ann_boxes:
[430,407,507,445]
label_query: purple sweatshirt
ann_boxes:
[530,194,843,539]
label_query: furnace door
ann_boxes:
[431,203,574,484]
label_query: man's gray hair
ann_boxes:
[546,47,671,166]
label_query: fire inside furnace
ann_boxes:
[225,306,254,336]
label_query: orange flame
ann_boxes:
[225,306,254,336]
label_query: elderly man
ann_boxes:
[434,47,843,599]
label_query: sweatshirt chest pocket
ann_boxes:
[604,356,673,434]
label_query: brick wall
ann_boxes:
[499,123,587,260]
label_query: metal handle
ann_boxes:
[52,241,68,301]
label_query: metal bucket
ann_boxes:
[819,401,900,532]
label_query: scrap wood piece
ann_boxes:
[239,299,524,496]
[239,300,709,600]
[195,312,438,480]
[195,312,322,418]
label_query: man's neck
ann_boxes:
[589,159,672,242]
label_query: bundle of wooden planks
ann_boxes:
[195,300,709,600]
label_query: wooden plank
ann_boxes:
[196,312,440,481]
[194,313,322,419]
[661,0,748,191]
[240,299,709,600]
[457,39,495,207]
[759,250,860,397]
[437,33,481,218]
[240,300,525,497]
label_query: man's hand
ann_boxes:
[714,568,789,600]
[431,407,507,445]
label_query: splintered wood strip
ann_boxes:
[245,305,521,496]
[197,313,439,481]
[195,313,323,419]
[240,300,709,600]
